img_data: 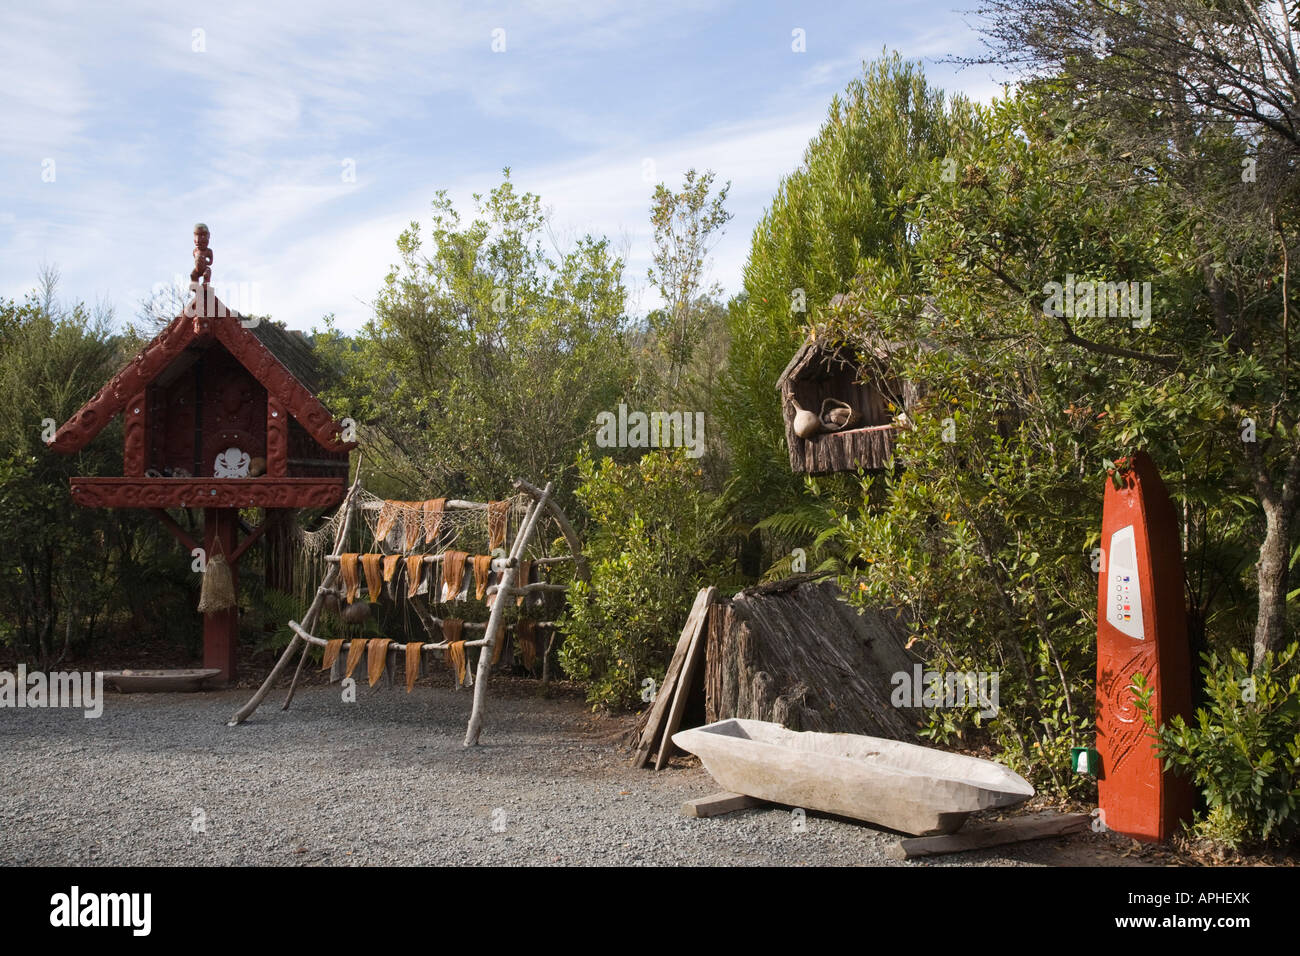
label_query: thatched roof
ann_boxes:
[248,319,328,395]
[775,294,944,391]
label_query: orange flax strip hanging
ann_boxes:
[491,627,508,666]
[339,553,361,604]
[515,559,533,607]
[360,553,383,604]
[423,497,447,545]
[446,641,467,687]
[404,642,423,692]
[402,502,423,552]
[375,501,399,543]
[443,618,466,685]
[367,638,392,687]
[441,550,468,602]
[405,554,425,598]
[487,500,509,552]
[442,618,465,644]
[473,554,493,601]
[344,638,369,679]
[516,619,537,673]
[321,638,344,671]
[382,554,401,582]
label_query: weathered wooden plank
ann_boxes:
[655,586,718,770]
[681,792,764,818]
[885,812,1091,860]
[630,587,715,768]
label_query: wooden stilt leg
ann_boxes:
[463,569,515,745]
[541,630,557,691]
[202,507,240,683]
[278,471,362,711]
[279,572,341,706]
[280,629,314,710]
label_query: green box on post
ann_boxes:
[1071,747,1100,776]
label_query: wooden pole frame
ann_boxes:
[226,473,578,746]
[463,481,553,746]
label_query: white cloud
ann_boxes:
[0,0,1011,331]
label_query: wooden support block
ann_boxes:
[886,812,1092,860]
[682,792,765,818]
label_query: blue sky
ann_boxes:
[0,1,1008,332]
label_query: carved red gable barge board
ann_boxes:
[47,312,196,454]
[1095,451,1194,842]
[48,291,355,457]
[212,317,352,453]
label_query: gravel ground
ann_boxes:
[0,681,1138,866]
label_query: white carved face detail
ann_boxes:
[213,447,251,478]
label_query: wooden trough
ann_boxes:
[102,668,223,692]
[672,718,1035,836]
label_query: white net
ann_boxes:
[358,494,530,556]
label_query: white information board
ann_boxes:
[1105,524,1145,640]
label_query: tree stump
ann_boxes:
[704,578,920,740]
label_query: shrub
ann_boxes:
[558,449,732,710]
[1139,644,1300,849]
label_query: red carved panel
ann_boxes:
[69,477,346,510]
[123,391,147,477]
[266,395,288,477]
[198,350,266,477]
[286,417,349,478]
[156,369,197,475]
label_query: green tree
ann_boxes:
[319,171,637,502]
[822,82,1284,793]
[646,168,732,392]
[721,53,973,530]
[0,272,188,665]
[558,449,734,709]
[968,0,1300,669]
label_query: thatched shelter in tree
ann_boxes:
[776,333,903,475]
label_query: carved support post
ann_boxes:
[203,507,240,683]
[266,395,288,477]
[124,391,147,477]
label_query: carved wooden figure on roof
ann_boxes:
[191,222,213,285]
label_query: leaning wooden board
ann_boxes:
[654,586,717,769]
[630,587,715,768]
